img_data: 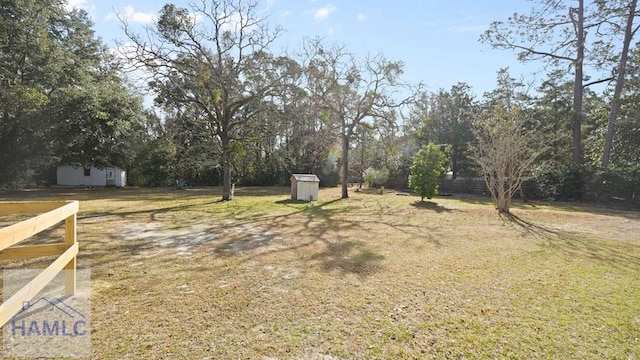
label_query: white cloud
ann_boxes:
[106,5,155,24]
[65,0,96,17]
[192,12,204,24]
[110,41,136,62]
[313,5,336,21]
[219,11,257,33]
[357,13,367,22]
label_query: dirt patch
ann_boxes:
[117,222,275,255]
[214,224,274,254]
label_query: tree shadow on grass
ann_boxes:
[0,187,220,201]
[81,197,331,268]
[76,199,225,222]
[450,194,493,206]
[500,212,556,238]
[213,231,273,253]
[410,200,456,213]
[3,191,423,278]
[271,197,391,275]
[309,240,385,276]
[501,212,640,270]
[275,197,342,207]
[233,186,290,197]
[274,199,304,205]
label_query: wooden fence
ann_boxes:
[438,178,536,198]
[0,201,79,328]
[438,178,489,195]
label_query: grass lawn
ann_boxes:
[1,186,640,359]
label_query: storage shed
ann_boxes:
[57,166,126,187]
[290,174,320,201]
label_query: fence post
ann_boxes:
[64,212,76,296]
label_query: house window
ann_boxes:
[84,167,91,177]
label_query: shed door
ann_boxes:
[106,168,116,186]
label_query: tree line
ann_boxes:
[1,0,639,206]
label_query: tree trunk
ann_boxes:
[341,128,349,199]
[221,134,232,201]
[222,159,232,201]
[359,134,365,189]
[498,175,508,213]
[571,0,585,165]
[451,148,458,180]
[602,0,637,167]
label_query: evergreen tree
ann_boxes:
[408,143,448,201]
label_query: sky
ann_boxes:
[66,0,541,98]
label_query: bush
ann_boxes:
[531,163,640,206]
[586,165,640,204]
[384,156,412,190]
[408,143,448,201]
[319,165,340,187]
[363,167,389,188]
[531,163,586,201]
[128,139,175,187]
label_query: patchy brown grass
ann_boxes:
[1,186,640,359]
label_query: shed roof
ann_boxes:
[291,174,320,182]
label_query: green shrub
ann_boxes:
[531,163,586,201]
[586,165,640,204]
[363,167,389,188]
[408,143,448,201]
[531,163,640,205]
[319,166,340,187]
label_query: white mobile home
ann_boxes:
[57,166,126,187]
[290,174,320,201]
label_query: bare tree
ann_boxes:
[118,0,288,200]
[302,39,418,199]
[602,0,640,166]
[470,105,542,214]
[481,0,605,165]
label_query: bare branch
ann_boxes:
[583,76,615,87]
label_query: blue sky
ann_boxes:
[67,0,539,97]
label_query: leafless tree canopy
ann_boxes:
[301,38,421,198]
[470,105,543,213]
